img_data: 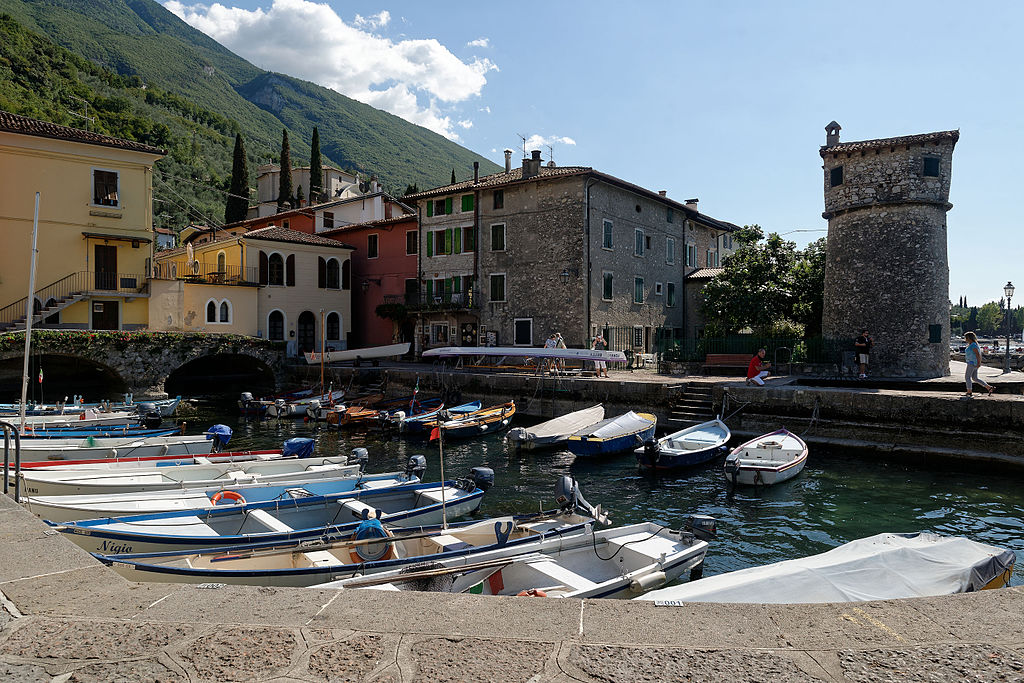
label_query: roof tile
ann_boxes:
[244,225,354,250]
[820,130,959,157]
[0,110,166,155]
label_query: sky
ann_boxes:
[162,0,1022,306]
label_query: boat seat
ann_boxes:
[340,499,381,520]
[524,560,598,591]
[224,470,258,482]
[417,488,452,505]
[301,550,339,567]
[193,456,212,465]
[425,533,472,552]
[245,509,295,533]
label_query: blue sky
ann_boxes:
[165,1,1021,306]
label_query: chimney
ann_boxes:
[522,149,542,180]
[684,198,699,205]
[658,190,667,197]
[825,121,841,147]
[473,161,479,183]
[504,149,513,173]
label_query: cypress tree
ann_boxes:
[296,185,304,204]
[451,168,456,184]
[278,129,293,209]
[309,127,323,204]
[225,133,250,224]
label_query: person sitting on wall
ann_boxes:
[746,348,771,386]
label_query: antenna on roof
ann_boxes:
[517,134,527,159]
[65,94,95,131]
[546,144,554,164]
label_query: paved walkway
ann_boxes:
[1,494,1022,681]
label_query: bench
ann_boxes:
[702,353,752,375]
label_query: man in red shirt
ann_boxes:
[746,348,770,386]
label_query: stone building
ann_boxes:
[407,151,738,352]
[820,122,958,377]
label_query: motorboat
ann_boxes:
[723,429,807,486]
[635,418,731,471]
[440,402,516,440]
[638,532,1016,604]
[267,389,346,419]
[17,433,215,463]
[507,404,605,451]
[567,411,657,457]
[49,469,494,555]
[400,401,481,434]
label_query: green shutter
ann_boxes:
[426,280,433,299]
[445,228,452,254]
[445,197,453,215]
[444,278,453,300]
[462,194,474,212]
[426,231,433,257]
[426,201,433,218]
[454,227,462,253]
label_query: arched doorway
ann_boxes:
[297,311,316,355]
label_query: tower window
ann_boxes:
[923,157,940,177]
[830,166,844,187]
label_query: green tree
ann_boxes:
[451,168,456,184]
[967,307,978,332]
[790,237,827,338]
[976,302,1003,336]
[277,128,293,209]
[403,183,419,196]
[224,133,250,224]
[700,225,799,335]
[308,126,322,204]
[296,184,304,203]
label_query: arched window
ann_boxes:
[341,259,351,290]
[217,251,226,272]
[268,253,284,285]
[326,312,340,341]
[206,300,216,323]
[268,310,285,340]
[326,258,340,289]
[219,301,231,323]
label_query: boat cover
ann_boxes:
[639,532,1016,604]
[576,411,652,439]
[508,405,604,445]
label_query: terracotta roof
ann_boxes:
[244,225,354,250]
[820,129,959,157]
[154,227,175,235]
[0,110,166,155]
[685,268,725,280]
[320,214,417,236]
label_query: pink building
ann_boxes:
[322,214,418,348]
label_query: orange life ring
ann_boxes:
[210,490,246,506]
[349,525,396,564]
[516,588,548,597]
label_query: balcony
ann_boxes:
[382,288,476,312]
[152,261,258,286]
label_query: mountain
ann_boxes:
[0,0,500,207]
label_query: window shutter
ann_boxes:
[286,254,295,286]
[445,278,453,299]
[318,257,326,288]
[426,201,433,218]
[426,232,433,257]
[259,251,269,285]
[445,229,452,254]
[426,280,433,299]
[465,227,475,251]
[445,197,453,215]
[454,227,462,253]
[462,194,474,212]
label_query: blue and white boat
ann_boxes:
[440,401,515,440]
[48,470,494,554]
[18,427,179,440]
[634,418,731,471]
[400,401,481,434]
[567,411,657,457]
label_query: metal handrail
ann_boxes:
[0,271,148,326]
[152,260,258,285]
[1,421,21,502]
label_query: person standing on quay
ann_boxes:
[855,329,873,379]
[964,331,994,397]
[746,348,770,386]
[592,334,609,378]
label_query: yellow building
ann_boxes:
[0,112,165,331]
[151,226,354,356]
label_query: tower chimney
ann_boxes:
[523,149,542,180]
[473,161,479,183]
[504,149,513,173]
[825,121,841,147]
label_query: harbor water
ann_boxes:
[184,401,1024,584]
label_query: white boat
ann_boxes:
[17,434,214,463]
[266,389,346,418]
[316,520,715,599]
[304,343,411,364]
[638,532,1017,604]
[723,429,807,486]
[423,346,626,363]
[507,404,605,451]
[13,411,139,429]
[634,418,731,471]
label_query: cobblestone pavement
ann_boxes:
[0,494,1021,681]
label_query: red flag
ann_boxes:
[429,427,440,442]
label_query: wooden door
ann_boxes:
[91,300,119,330]
[95,245,117,290]
[297,311,316,354]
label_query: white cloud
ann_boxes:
[457,119,473,129]
[163,1,498,140]
[353,10,389,30]
[466,37,489,48]
[479,106,491,114]
[524,134,577,150]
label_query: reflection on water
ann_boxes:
[193,403,1023,584]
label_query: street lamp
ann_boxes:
[1004,281,1015,373]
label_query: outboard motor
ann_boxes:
[405,454,427,481]
[641,439,660,467]
[204,424,233,452]
[555,475,610,525]
[686,514,718,542]
[307,399,321,419]
[282,437,315,459]
[142,410,162,429]
[461,466,494,492]
[347,447,369,470]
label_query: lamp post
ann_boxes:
[1004,281,1015,373]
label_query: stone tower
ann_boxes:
[820,122,959,378]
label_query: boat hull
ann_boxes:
[723,429,808,486]
[567,412,657,457]
[635,419,731,471]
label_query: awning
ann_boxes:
[82,232,152,244]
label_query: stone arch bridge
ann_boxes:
[0,331,289,397]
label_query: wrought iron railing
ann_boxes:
[383,288,476,311]
[0,271,147,326]
[152,260,258,286]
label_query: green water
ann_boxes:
[189,402,1023,583]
